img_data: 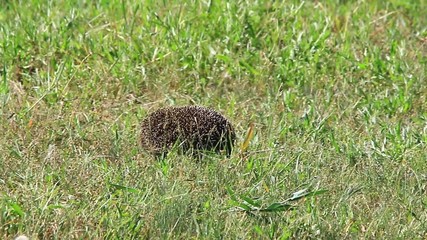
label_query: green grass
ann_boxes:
[1,0,426,239]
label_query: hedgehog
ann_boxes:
[140,105,235,157]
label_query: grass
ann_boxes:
[1,0,426,239]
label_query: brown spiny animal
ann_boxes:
[140,105,235,157]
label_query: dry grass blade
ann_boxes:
[240,122,255,153]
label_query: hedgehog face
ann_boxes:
[141,106,235,157]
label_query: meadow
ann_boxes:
[1,0,426,239]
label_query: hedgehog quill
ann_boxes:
[140,105,235,157]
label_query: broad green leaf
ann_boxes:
[10,202,24,217]
[241,195,261,208]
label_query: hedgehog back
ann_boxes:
[140,106,235,156]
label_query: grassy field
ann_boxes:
[1,0,426,239]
